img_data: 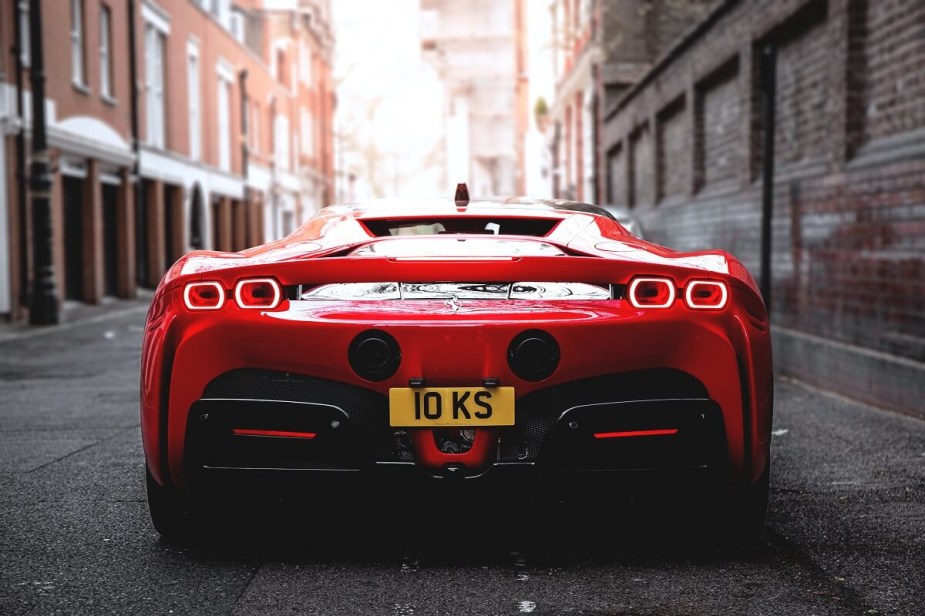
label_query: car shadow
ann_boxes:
[158,488,772,567]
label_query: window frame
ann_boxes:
[71,0,87,88]
[99,4,114,100]
[187,40,202,160]
[144,24,167,148]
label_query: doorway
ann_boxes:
[61,176,85,301]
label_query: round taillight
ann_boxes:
[183,281,225,311]
[628,277,676,309]
[234,278,282,309]
[685,280,728,310]
[508,330,560,381]
[349,330,401,381]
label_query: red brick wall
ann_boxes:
[699,67,740,188]
[629,123,653,207]
[773,16,830,168]
[863,0,925,141]
[601,0,925,416]
[607,143,626,204]
[656,99,688,201]
[775,161,925,359]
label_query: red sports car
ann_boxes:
[141,192,773,539]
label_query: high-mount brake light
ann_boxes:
[183,281,225,311]
[685,280,729,310]
[234,278,282,309]
[628,277,676,309]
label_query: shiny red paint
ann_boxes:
[141,197,772,494]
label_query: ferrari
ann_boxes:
[141,187,773,540]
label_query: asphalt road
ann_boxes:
[0,299,923,615]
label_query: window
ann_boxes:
[187,43,201,160]
[217,76,232,172]
[276,49,286,84]
[100,6,113,98]
[300,107,314,157]
[18,1,30,66]
[145,25,166,147]
[299,41,312,85]
[229,11,245,43]
[274,115,290,171]
[250,103,260,154]
[71,0,86,86]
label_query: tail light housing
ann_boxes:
[628,277,676,309]
[183,281,225,311]
[684,280,728,310]
[234,278,282,309]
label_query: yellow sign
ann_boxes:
[389,387,515,427]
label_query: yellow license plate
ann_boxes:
[389,387,515,427]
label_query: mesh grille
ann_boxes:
[499,369,709,462]
[203,369,403,460]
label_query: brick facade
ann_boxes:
[602,0,925,416]
[550,0,714,203]
[0,0,335,320]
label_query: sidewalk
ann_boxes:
[0,291,153,344]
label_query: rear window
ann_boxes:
[360,218,559,237]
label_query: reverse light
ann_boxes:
[234,278,282,309]
[628,277,676,309]
[183,281,225,311]
[685,280,729,310]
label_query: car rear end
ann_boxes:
[142,233,772,531]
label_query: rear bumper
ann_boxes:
[142,292,771,489]
[182,373,728,497]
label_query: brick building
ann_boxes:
[548,0,714,202]
[602,0,925,415]
[420,0,529,196]
[0,0,334,320]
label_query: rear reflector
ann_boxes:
[183,281,225,311]
[232,428,316,439]
[234,278,282,309]
[685,280,728,310]
[593,428,679,439]
[628,277,676,309]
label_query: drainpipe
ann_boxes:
[27,0,59,324]
[759,44,776,315]
[127,0,142,287]
[12,0,29,310]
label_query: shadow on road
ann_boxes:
[154,489,772,567]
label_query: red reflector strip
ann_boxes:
[231,428,317,439]
[593,428,679,439]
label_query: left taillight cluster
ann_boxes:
[182,278,282,311]
[627,277,728,310]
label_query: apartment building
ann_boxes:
[420,0,529,196]
[548,0,713,202]
[0,0,334,320]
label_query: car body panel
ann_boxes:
[141,197,772,498]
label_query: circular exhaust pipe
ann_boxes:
[508,330,560,381]
[349,330,401,381]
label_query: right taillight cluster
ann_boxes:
[627,277,728,310]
